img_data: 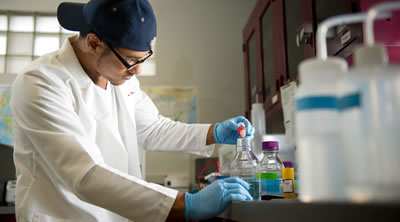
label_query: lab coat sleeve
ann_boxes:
[11,68,177,222]
[132,83,214,156]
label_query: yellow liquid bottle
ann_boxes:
[282,167,296,199]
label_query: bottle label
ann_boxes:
[296,96,338,111]
[261,178,282,195]
[261,173,281,195]
[339,92,361,111]
[260,173,278,180]
[283,179,294,193]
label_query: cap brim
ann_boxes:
[57,2,91,32]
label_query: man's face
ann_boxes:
[96,46,150,86]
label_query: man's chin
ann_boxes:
[109,79,126,86]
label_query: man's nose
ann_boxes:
[128,64,141,75]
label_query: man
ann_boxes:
[11,0,255,221]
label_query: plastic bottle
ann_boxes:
[296,13,368,202]
[338,44,386,202]
[259,141,283,199]
[282,162,296,199]
[339,2,400,202]
[229,137,261,200]
[296,58,347,202]
[251,96,266,161]
[283,161,298,193]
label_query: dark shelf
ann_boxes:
[219,199,400,222]
[0,206,15,215]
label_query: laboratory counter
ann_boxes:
[2,201,400,221]
[218,199,400,222]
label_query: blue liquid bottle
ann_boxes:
[259,141,284,199]
[229,137,260,200]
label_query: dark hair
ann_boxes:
[79,30,94,39]
[79,30,118,51]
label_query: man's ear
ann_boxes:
[86,33,104,54]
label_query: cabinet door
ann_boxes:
[243,0,363,133]
[243,0,286,132]
[243,0,273,121]
[243,28,258,120]
[248,32,258,107]
[283,0,305,80]
[261,3,276,103]
[312,0,362,60]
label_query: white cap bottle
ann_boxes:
[296,13,367,202]
[340,1,400,202]
[250,95,266,161]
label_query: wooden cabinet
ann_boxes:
[312,0,363,64]
[243,0,361,133]
[243,0,287,134]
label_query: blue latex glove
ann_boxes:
[214,116,255,144]
[185,177,253,221]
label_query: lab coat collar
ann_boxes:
[57,35,93,90]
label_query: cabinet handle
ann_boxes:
[276,79,280,91]
[296,27,313,47]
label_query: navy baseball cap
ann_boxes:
[57,0,157,51]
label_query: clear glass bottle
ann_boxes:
[259,141,284,199]
[229,137,260,200]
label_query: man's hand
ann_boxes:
[185,177,253,220]
[213,116,255,144]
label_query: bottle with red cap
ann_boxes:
[229,137,261,200]
[259,141,284,200]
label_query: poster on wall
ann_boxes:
[0,85,13,145]
[141,87,198,123]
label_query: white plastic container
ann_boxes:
[296,58,348,202]
[373,63,400,201]
[296,12,370,202]
[338,1,400,202]
[364,1,400,202]
[251,102,266,161]
[338,45,387,201]
[340,46,400,202]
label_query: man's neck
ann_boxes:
[70,37,108,89]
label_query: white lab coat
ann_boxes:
[10,36,214,222]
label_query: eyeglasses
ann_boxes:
[105,42,153,71]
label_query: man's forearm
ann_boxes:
[206,124,216,145]
[166,192,186,222]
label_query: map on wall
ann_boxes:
[141,87,198,123]
[0,86,13,145]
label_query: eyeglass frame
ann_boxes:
[104,42,153,71]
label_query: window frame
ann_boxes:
[0,10,156,76]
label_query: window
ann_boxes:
[0,11,75,74]
[0,11,156,76]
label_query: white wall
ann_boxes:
[145,0,255,123]
[1,0,257,187]
[142,0,256,186]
